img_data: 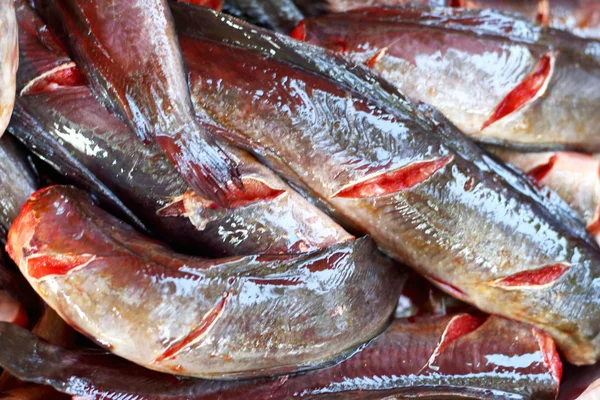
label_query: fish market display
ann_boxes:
[11,0,350,256]
[174,2,600,365]
[32,0,242,206]
[2,0,600,396]
[0,0,17,139]
[0,314,561,399]
[294,7,600,152]
[6,185,402,378]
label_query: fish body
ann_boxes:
[0,0,17,137]
[0,314,561,399]
[318,0,600,39]
[172,3,600,364]
[6,185,403,379]
[10,0,351,256]
[31,0,242,205]
[296,7,600,152]
[223,0,304,33]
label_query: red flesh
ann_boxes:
[533,328,563,385]
[21,65,86,95]
[427,275,468,301]
[493,264,569,287]
[291,20,306,41]
[423,314,482,370]
[527,155,558,182]
[482,54,553,130]
[334,157,452,198]
[176,0,223,11]
[154,293,230,363]
[26,254,96,280]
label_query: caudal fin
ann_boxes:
[156,124,243,207]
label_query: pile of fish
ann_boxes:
[2,0,600,398]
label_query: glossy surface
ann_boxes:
[297,8,600,151]
[0,135,37,241]
[10,0,351,256]
[0,315,560,399]
[32,0,242,205]
[491,149,600,243]
[6,186,403,379]
[318,0,600,39]
[173,3,600,364]
[0,0,17,138]
[223,0,303,33]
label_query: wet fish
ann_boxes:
[31,0,242,206]
[0,314,561,399]
[223,0,304,33]
[295,7,600,152]
[173,3,600,364]
[490,149,600,243]
[0,135,37,241]
[0,0,17,138]
[314,0,600,40]
[6,185,403,379]
[10,0,351,256]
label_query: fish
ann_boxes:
[311,0,600,40]
[10,0,351,256]
[31,0,243,206]
[294,7,600,152]
[172,3,600,364]
[0,0,17,138]
[489,149,600,243]
[6,185,403,379]
[179,0,223,11]
[223,0,304,33]
[0,314,561,399]
[0,386,72,400]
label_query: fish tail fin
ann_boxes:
[156,124,243,207]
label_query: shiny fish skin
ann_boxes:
[31,0,242,206]
[315,0,600,40]
[6,186,403,379]
[173,3,600,364]
[9,0,351,256]
[296,7,600,152]
[0,0,17,137]
[489,148,600,243]
[0,315,560,399]
[223,0,304,33]
[0,135,37,241]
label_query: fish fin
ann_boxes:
[156,123,243,207]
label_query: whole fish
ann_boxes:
[490,149,600,243]
[6,185,403,379]
[173,3,600,364]
[0,135,37,241]
[0,0,17,137]
[223,0,304,33]
[295,7,600,152]
[314,0,600,40]
[10,0,351,256]
[0,314,561,399]
[31,0,242,206]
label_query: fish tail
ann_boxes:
[156,124,243,207]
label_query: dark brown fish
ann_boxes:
[172,3,600,364]
[295,7,600,152]
[31,0,243,206]
[6,185,402,379]
[0,135,37,240]
[0,314,561,399]
[10,0,351,256]
[0,0,17,137]
[314,0,600,40]
[223,0,304,33]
